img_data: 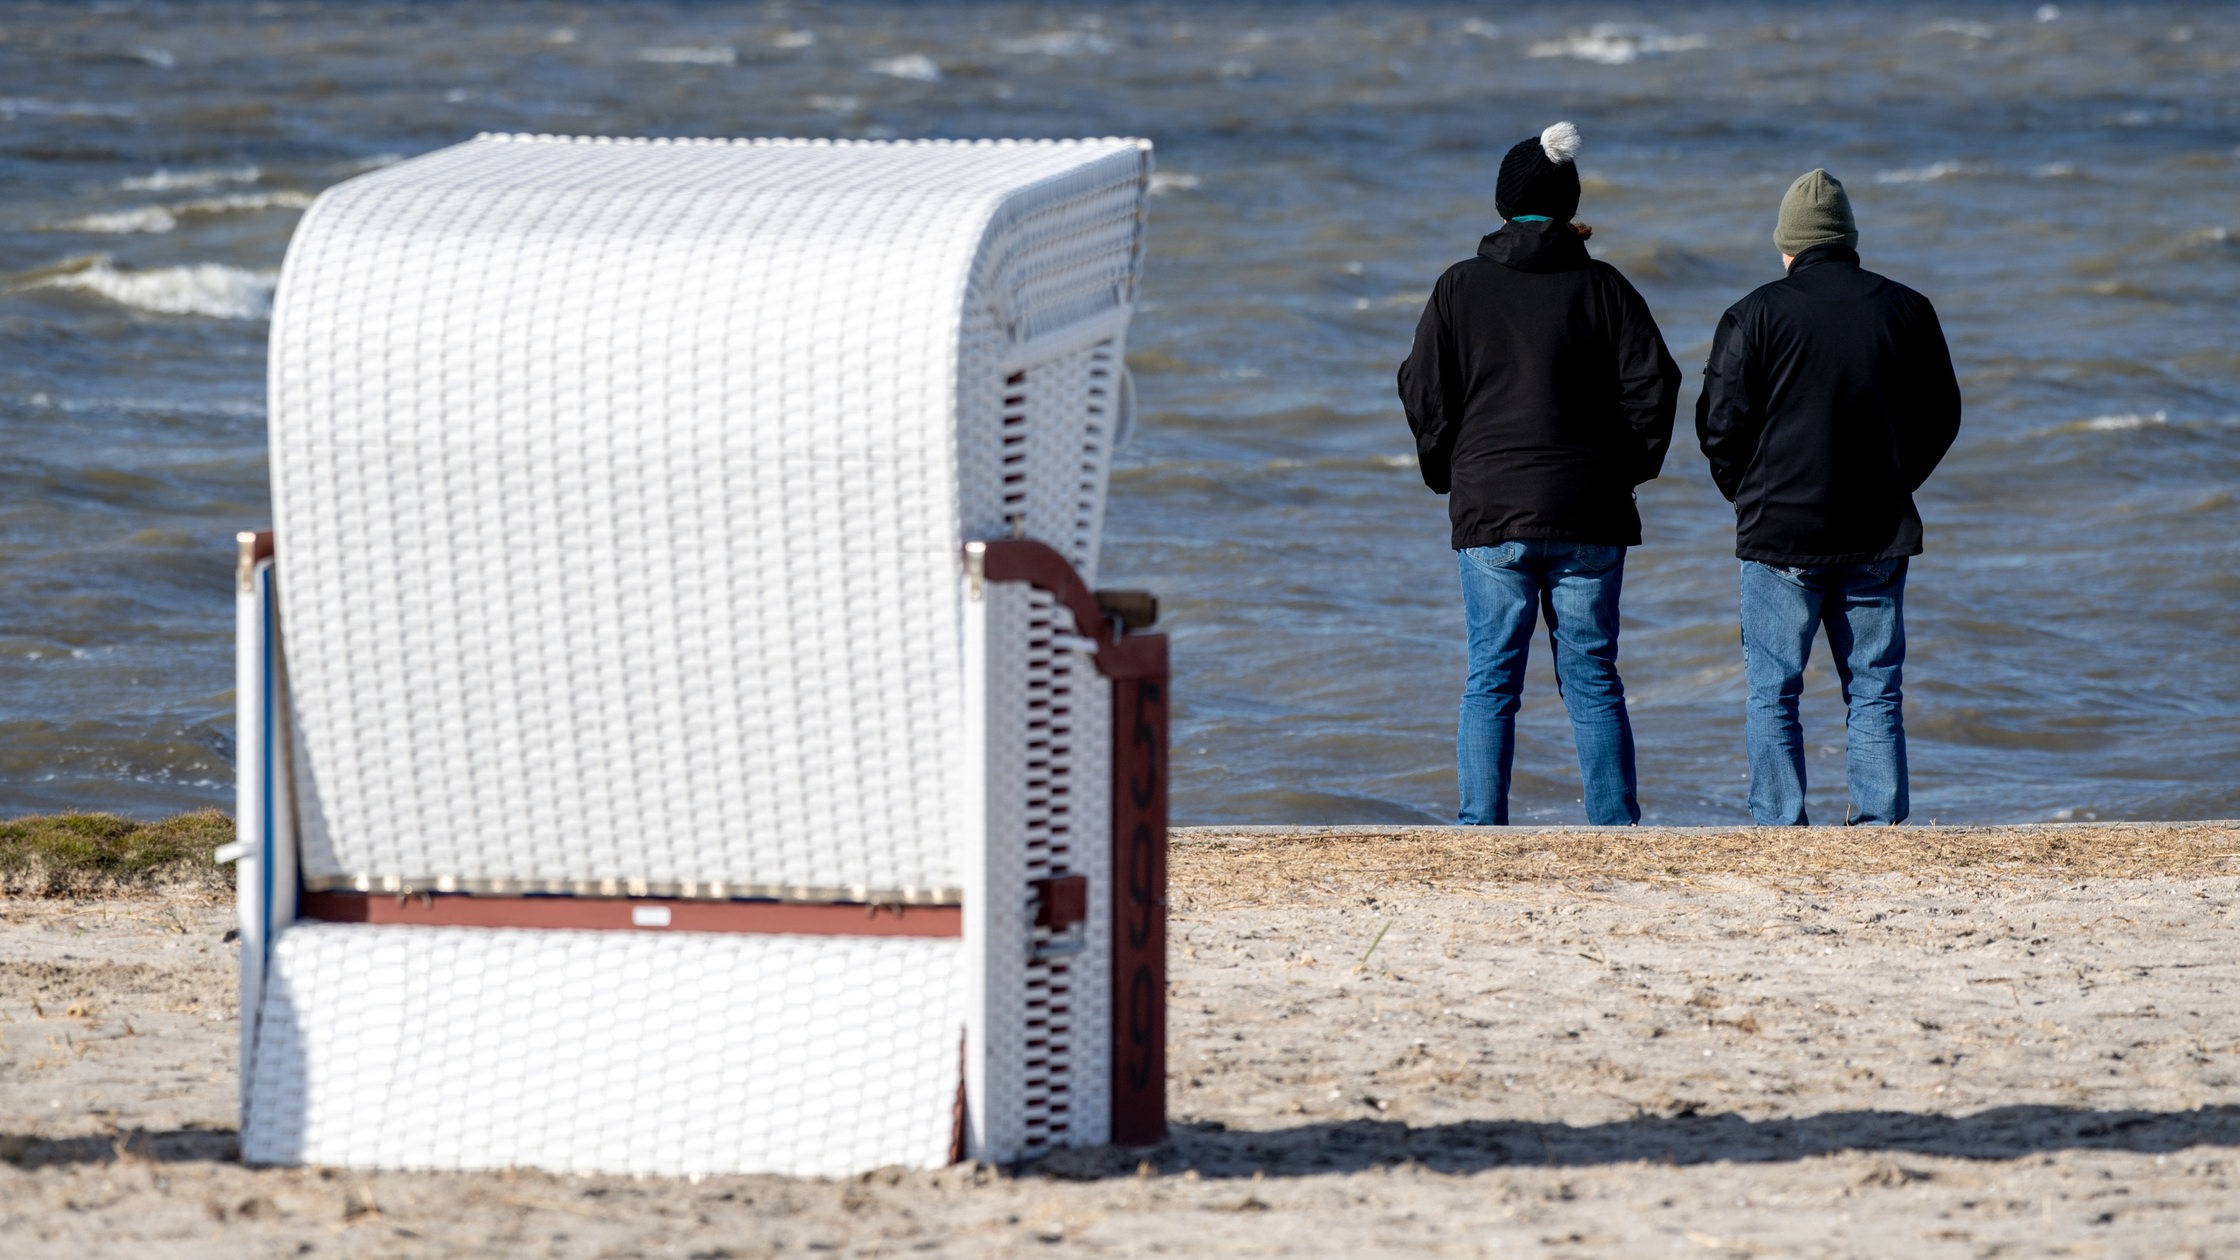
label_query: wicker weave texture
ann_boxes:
[1019,586,1113,1153]
[961,337,1124,586]
[269,136,1149,894]
[242,923,963,1175]
[962,583,1112,1162]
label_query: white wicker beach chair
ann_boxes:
[225,134,1167,1176]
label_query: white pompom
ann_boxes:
[1539,120,1582,165]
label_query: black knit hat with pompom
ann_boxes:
[1495,121,1583,221]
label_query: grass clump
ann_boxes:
[0,811,234,898]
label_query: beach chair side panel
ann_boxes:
[949,152,1147,1160]
[961,579,1114,1162]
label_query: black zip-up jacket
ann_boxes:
[1398,219,1681,549]
[1695,243,1962,566]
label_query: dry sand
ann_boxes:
[5,824,2240,1257]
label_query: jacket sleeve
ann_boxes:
[1898,295,1962,492]
[1397,271,1458,495]
[1607,270,1681,485]
[1694,304,1758,504]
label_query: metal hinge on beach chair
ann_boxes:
[225,135,1166,1176]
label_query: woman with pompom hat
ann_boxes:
[1398,121,1681,826]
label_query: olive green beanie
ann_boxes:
[1774,168,1857,256]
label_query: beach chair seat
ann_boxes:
[227,134,1166,1176]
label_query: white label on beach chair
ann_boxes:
[631,905,672,928]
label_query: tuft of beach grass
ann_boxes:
[0,811,233,899]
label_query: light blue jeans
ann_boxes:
[1739,557,1909,826]
[1456,541,1640,826]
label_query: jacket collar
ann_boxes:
[1787,242,1860,275]
[1478,218,1590,273]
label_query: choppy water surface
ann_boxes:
[1,2,2236,823]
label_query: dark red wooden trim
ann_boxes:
[1108,653,1169,1146]
[250,530,274,563]
[299,891,962,937]
[979,539,1105,645]
[977,539,1165,681]
[1031,874,1090,931]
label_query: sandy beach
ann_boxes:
[5,824,2240,1256]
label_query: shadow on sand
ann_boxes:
[1033,1104,2240,1179]
[10,1105,2235,1178]
[1,1125,238,1169]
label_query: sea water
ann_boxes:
[0,2,2235,824]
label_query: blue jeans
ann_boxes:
[1739,558,1909,826]
[1456,541,1639,826]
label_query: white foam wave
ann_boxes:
[995,31,1114,56]
[637,45,737,66]
[772,29,817,50]
[2035,4,2062,21]
[54,191,314,235]
[807,94,862,114]
[2020,410,2193,439]
[1460,19,1502,39]
[1148,171,1201,196]
[133,46,176,69]
[28,259,278,319]
[2082,411,2168,431]
[1529,24,1706,65]
[2032,161,2078,179]
[175,191,314,215]
[2106,107,2177,128]
[121,165,258,191]
[1874,160,1980,184]
[21,391,262,418]
[869,53,941,81]
[1923,20,1997,40]
[0,97,138,120]
[60,207,178,234]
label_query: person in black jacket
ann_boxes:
[1696,168,1962,826]
[1398,121,1681,826]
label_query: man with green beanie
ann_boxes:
[1696,169,1962,826]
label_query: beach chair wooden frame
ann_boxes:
[225,135,1166,1176]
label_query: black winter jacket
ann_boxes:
[1695,244,1962,566]
[1398,220,1681,550]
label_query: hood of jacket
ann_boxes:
[1477,218,1591,273]
[1785,241,1860,276]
